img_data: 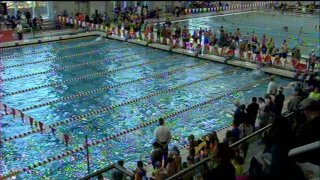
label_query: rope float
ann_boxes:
[1,62,208,117]
[0,75,276,178]
[1,65,237,143]
[1,54,180,97]
[0,40,114,60]
[0,49,158,82]
[0,36,94,51]
[1,44,138,69]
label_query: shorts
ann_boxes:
[282,53,287,58]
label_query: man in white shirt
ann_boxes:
[267,77,277,95]
[154,118,171,167]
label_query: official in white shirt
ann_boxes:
[154,118,171,167]
[267,77,278,95]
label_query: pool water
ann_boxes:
[173,11,320,56]
[0,37,293,179]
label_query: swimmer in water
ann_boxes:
[283,25,288,31]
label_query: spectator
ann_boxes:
[188,134,197,158]
[208,131,219,153]
[154,118,171,167]
[151,142,163,170]
[112,160,125,180]
[308,49,316,72]
[231,155,244,176]
[25,10,31,25]
[231,120,241,141]
[223,130,233,145]
[15,21,23,40]
[233,100,242,116]
[296,98,320,165]
[173,149,182,173]
[151,161,166,180]
[206,143,236,180]
[273,87,285,116]
[260,105,274,128]
[134,161,147,180]
[166,157,176,177]
[63,9,68,17]
[238,119,253,159]
[267,78,277,95]
[257,97,266,118]
[308,86,320,100]
[246,97,260,131]
[181,156,195,180]
[263,117,296,177]
[165,18,171,27]
[234,104,247,127]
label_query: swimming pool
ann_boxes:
[173,11,320,56]
[0,36,293,179]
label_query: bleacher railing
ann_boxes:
[166,111,294,180]
[79,164,134,180]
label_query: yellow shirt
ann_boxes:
[309,92,320,100]
[231,160,243,176]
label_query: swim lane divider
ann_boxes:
[0,75,276,178]
[0,36,95,51]
[1,44,138,69]
[0,66,238,142]
[0,40,114,60]
[0,103,70,147]
[1,53,179,97]
[1,62,208,116]
[0,49,158,82]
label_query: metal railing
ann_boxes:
[79,164,134,180]
[166,111,294,180]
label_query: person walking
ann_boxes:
[154,118,172,168]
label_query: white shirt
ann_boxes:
[17,24,22,31]
[154,125,171,143]
[267,81,277,95]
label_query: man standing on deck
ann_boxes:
[246,97,260,132]
[154,118,171,167]
[267,78,278,96]
[274,87,285,116]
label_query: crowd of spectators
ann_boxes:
[95,77,320,180]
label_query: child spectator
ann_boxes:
[172,149,182,173]
[223,130,233,145]
[188,134,197,158]
[134,161,147,180]
[231,121,241,141]
[166,157,176,177]
[151,142,163,170]
[151,161,166,180]
[231,156,244,176]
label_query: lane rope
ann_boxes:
[1,62,208,116]
[0,40,115,60]
[0,75,276,177]
[0,36,95,51]
[1,53,179,97]
[1,44,138,69]
[0,49,158,82]
[0,65,238,142]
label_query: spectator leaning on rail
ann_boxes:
[154,118,172,167]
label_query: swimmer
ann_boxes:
[247,14,249,18]
[283,25,288,31]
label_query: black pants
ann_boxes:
[309,63,315,72]
[18,32,23,40]
[160,142,168,167]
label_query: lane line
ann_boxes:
[1,62,209,116]
[0,49,158,82]
[1,50,170,97]
[0,40,115,60]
